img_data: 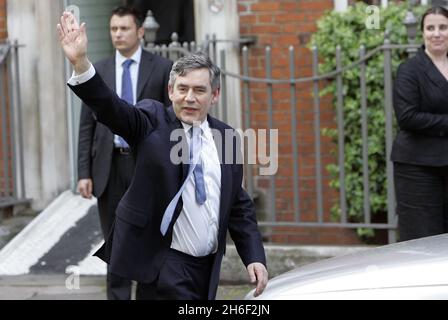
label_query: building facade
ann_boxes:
[1,0,435,244]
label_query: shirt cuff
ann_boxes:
[67,63,96,85]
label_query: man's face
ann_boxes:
[169,68,220,125]
[109,14,144,57]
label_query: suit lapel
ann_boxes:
[418,47,448,89]
[218,164,232,228]
[166,106,189,183]
[102,58,116,91]
[96,58,116,145]
[137,50,155,101]
[208,116,233,227]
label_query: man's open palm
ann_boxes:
[57,11,88,68]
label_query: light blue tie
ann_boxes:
[192,129,206,205]
[160,126,206,235]
[117,59,134,148]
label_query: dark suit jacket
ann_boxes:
[77,49,172,197]
[391,46,448,166]
[69,72,266,300]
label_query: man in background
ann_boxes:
[77,6,172,300]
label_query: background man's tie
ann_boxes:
[160,126,207,235]
[117,59,134,148]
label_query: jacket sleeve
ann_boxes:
[68,72,156,147]
[77,102,95,180]
[393,62,448,136]
[228,164,267,268]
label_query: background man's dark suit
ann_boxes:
[77,49,172,236]
[71,72,266,300]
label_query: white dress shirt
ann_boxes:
[67,47,142,97]
[67,63,95,85]
[115,47,141,105]
[171,121,222,257]
[113,47,142,147]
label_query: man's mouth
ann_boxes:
[183,107,199,112]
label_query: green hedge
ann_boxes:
[309,3,426,239]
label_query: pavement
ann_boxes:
[0,274,253,300]
[0,191,371,300]
[0,193,254,300]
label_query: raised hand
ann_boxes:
[57,11,90,74]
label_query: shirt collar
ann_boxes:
[115,46,142,67]
[181,119,210,137]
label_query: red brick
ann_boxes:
[238,3,249,14]
[251,24,282,34]
[0,0,6,40]
[275,13,307,23]
[280,2,301,11]
[298,23,318,33]
[239,14,257,25]
[0,0,5,15]
[276,35,299,46]
[257,14,274,24]
[251,2,281,12]
[283,23,301,34]
[298,0,333,11]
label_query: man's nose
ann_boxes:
[185,89,195,102]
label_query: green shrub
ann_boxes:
[309,2,426,239]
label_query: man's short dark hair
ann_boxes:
[111,6,144,29]
[169,53,221,91]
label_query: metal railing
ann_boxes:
[221,39,419,244]
[0,40,28,210]
[144,32,199,61]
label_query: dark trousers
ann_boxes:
[97,149,135,300]
[394,162,448,241]
[136,249,214,300]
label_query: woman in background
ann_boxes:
[392,6,448,241]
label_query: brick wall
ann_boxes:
[0,0,6,40]
[237,0,369,245]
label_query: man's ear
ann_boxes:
[168,84,174,100]
[137,26,145,40]
[211,88,220,105]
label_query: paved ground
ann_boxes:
[0,193,372,301]
[0,212,34,249]
[0,274,252,300]
[0,208,253,300]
